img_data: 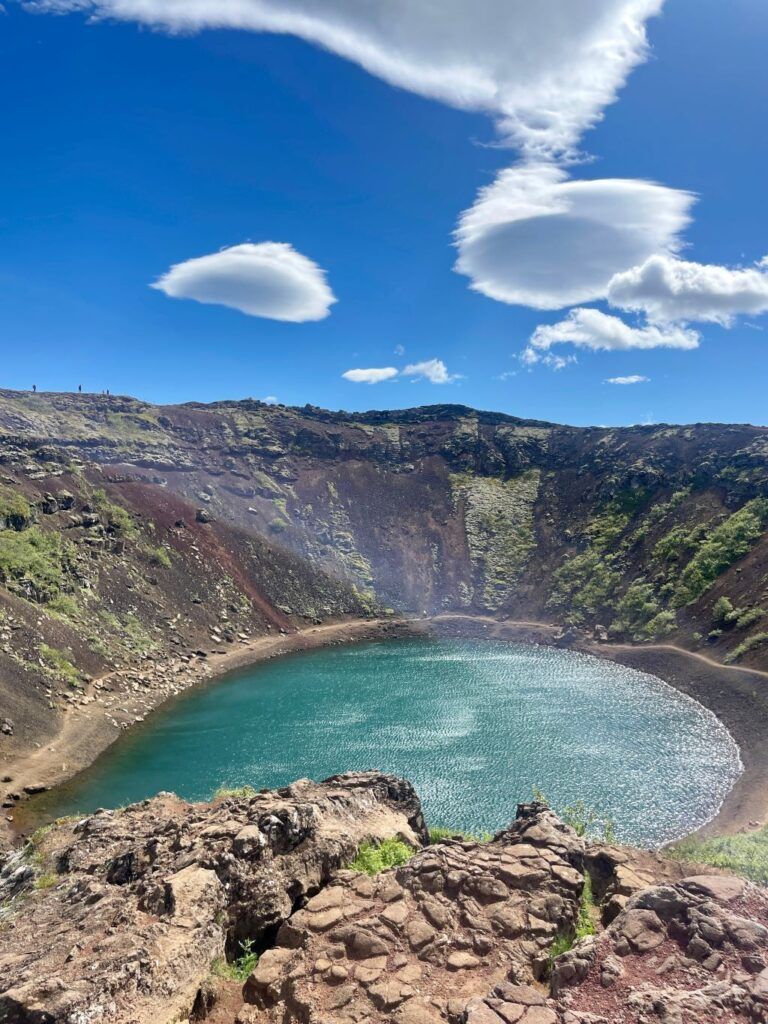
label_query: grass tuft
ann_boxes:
[428,826,492,844]
[669,826,768,886]
[213,784,258,800]
[348,837,414,875]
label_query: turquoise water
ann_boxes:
[26,639,742,847]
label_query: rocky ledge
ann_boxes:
[0,773,766,1024]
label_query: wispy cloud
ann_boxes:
[521,307,698,368]
[605,375,650,385]
[151,242,336,322]
[24,0,664,158]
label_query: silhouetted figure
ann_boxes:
[32,384,36,392]
[78,384,82,393]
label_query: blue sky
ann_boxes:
[1,0,766,425]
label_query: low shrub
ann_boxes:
[0,527,75,603]
[213,784,258,799]
[724,632,768,664]
[39,644,83,688]
[211,939,259,982]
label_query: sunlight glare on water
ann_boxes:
[28,639,742,847]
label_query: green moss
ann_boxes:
[347,837,414,875]
[91,488,137,539]
[0,528,76,604]
[39,644,83,688]
[672,499,768,606]
[669,826,768,885]
[454,470,540,610]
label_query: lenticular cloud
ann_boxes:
[25,0,664,157]
[454,164,694,310]
[151,242,336,322]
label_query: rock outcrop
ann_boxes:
[0,772,426,1024]
[240,802,584,1024]
[0,777,766,1024]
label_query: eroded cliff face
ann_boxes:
[0,774,765,1024]
[1,391,767,646]
[0,390,767,811]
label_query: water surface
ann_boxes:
[27,638,742,847]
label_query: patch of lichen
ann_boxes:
[454,470,540,610]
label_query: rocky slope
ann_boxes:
[1,389,766,657]
[1,390,767,820]
[0,773,765,1024]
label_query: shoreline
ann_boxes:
[1,616,424,846]
[3,612,766,847]
[427,614,768,841]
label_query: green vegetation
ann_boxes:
[213,784,258,799]
[0,490,32,530]
[91,487,137,539]
[45,593,81,622]
[453,470,540,611]
[211,939,259,982]
[33,873,58,891]
[609,580,677,640]
[672,499,768,606]
[428,826,492,844]
[146,544,172,568]
[712,596,764,633]
[347,837,414,875]
[547,549,621,624]
[534,790,617,844]
[39,644,83,688]
[548,875,596,964]
[724,632,768,664]
[669,825,768,885]
[0,527,76,603]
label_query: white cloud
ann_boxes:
[607,254,768,325]
[402,358,459,384]
[605,374,649,384]
[393,344,406,356]
[342,367,398,384]
[455,163,694,310]
[261,395,279,404]
[25,0,664,157]
[151,242,336,322]
[523,307,699,366]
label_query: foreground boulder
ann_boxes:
[238,802,585,1023]
[0,772,426,1024]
